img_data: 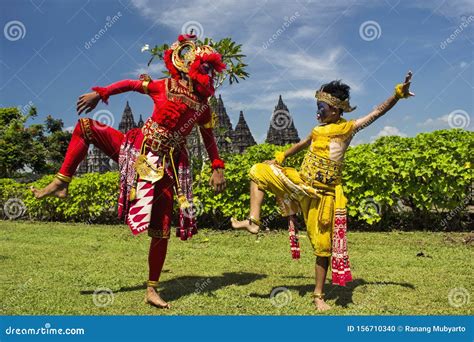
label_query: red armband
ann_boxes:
[211,159,225,170]
[92,87,109,104]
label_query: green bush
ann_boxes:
[343,129,472,230]
[2,172,119,223]
[0,129,472,230]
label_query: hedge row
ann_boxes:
[1,129,472,231]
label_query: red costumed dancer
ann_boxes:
[32,34,227,309]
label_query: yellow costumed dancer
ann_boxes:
[232,71,415,311]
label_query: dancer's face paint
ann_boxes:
[317,101,340,124]
[316,101,330,123]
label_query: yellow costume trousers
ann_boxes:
[249,163,340,257]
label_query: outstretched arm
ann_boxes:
[354,71,415,132]
[266,134,312,165]
[77,79,149,115]
[283,134,312,158]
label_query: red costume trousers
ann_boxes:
[59,118,168,282]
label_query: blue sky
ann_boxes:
[1,0,472,145]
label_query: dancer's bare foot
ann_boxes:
[145,287,170,309]
[314,297,331,311]
[231,217,260,234]
[31,177,69,199]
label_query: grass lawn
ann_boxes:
[0,221,472,315]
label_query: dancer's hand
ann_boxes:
[400,70,415,98]
[209,169,226,193]
[77,92,101,115]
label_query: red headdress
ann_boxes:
[163,34,226,97]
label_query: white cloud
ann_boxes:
[417,112,473,131]
[372,126,407,140]
[350,137,366,146]
[128,63,166,78]
[417,114,450,129]
[127,0,471,141]
[129,0,369,89]
[221,87,316,113]
[269,48,364,92]
[407,0,474,18]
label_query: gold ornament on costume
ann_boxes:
[55,173,72,183]
[134,154,165,184]
[394,83,410,99]
[315,89,356,113]
[139,74,152,94]
[170,36,217,74]
[274,151,285,165]
[171,40,196,73]
[300,151,343,186]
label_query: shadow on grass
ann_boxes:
[249,279,415,308]
[80,272,267,302]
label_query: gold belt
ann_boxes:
[141,118,185,153]
[300,151,343,186]
[133,119,189,209]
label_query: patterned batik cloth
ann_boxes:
[250,162,352,286]
[118,128,197,239]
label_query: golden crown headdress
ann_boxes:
[170,34,216,73]
[315,88,356,113]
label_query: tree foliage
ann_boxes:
[0,107,72,178]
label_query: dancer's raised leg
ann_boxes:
[231,180,263,234]
[31,118,123,199]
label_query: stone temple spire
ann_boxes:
[233,111,256,153]
[187,94,235,160]
[118,101,136,133]
[212,94,234,154]
[137,114,144,128]
[276,94,287,111]
[265,95,300,146]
